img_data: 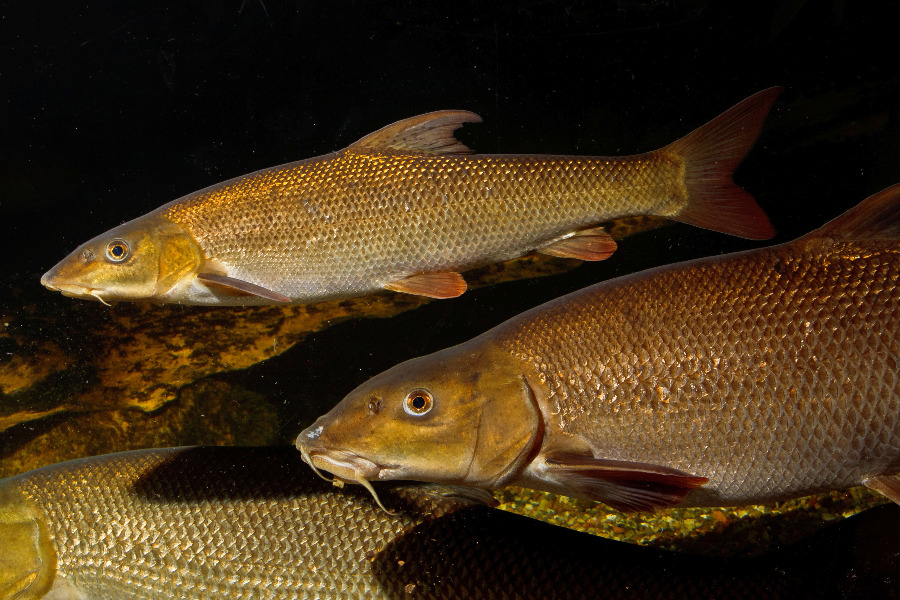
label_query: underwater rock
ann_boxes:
[0,379,278,479]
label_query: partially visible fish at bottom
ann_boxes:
[0,447,898,600]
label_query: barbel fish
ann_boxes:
[1,446,898,600]
[41,89,779,306]
[297,183,900,512]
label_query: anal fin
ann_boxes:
[544,451,708,512]
[384,272,467,299]
[865,473,900,505]
[197,273,291,303]
[538,227,617,261]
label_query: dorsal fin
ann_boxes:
[801,183,900,242]
[348,110,482,155]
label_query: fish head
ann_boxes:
[0,480,55,600]
[41,215,204,304]
[297,342,541,490]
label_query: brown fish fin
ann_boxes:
[349,110,483,155]
[544,452,708,512]
[800,183,900,242]
[537,227,617,261]
[197,272,291,303]
[384,272,467,299]
[865,473,900,504]
[665,87,781,240]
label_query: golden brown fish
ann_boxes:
[41,89,779,305]
[2,446,898,600]
[297,183,900,512]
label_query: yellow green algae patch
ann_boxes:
[496,485,889,557]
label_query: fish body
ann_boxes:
[41,89,779,305]
[298,184,900,511]
[1,447,898,600]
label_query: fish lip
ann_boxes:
[305,449,383,482]
[40,277,106,302]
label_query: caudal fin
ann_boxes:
[665,87,782,240]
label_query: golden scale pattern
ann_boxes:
[18,449,415,600]
[498,240,900,505]
[161,149,683,299]
[11,447,659,600]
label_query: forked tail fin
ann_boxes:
[665,87,782,240]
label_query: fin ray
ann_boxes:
[666,87,781,240]
[865,473,900,505]
[538,227,617,261]
[350,110,482,155]
[801,183,900,242]
[197,273,291,303]
[384,272,467,299]
[544,452,708,512]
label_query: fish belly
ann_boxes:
[162,151,684,301]
[500,243,900,506]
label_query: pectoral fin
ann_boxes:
[543,451,708,512]
[384,272,467,299]
[197,273,291,303]
[537,228,617,261]
[864,473,900,504]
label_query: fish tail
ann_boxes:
[664,87,782,240]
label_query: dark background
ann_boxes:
[2,0,899,425]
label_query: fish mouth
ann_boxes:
[301,448,383,483]
[40,273,113,305]
[296,437,396,513]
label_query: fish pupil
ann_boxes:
[412,396,425,409]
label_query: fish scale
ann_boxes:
[497,239,900,505]
[12,449,417,599]
[163,153,680,292]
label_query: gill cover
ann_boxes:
[0,480,55,600]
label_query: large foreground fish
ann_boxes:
[1,447,898,600]
[41,89,779,305]
[298,183,900,512]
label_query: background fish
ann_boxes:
[1,446,898,600]
[298,183,900,512]
[41,89,779,306]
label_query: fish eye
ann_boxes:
[403,389,433,416]
[105,239,130,262]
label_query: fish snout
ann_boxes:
[39,270,60,292]
[296,430,382,483]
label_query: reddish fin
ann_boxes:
[349,110,482,155]
[544,452,708,512]
[801,183,900,242]
[197,273,291,303]
[384,272,467,299]
[865,473,900,505]
[538,227,617,261]
[665,87,781,240]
